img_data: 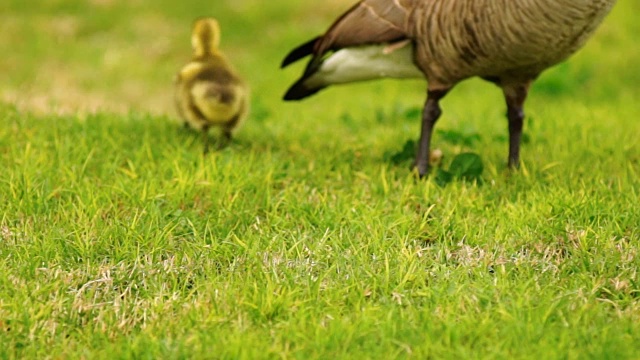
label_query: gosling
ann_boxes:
[175,17,248,153]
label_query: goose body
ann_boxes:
[175,18,248,153]
[282,0,617,175]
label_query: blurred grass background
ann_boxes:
[1,0,637,115]
[0,0,343,115]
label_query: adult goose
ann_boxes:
[282,0,617,176]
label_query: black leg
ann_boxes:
[415,89,449,177]
[218,116,239,150]
[503,84,530,169]
[202,125,211,154]
[217,129,233,150]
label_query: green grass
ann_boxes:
[1,0,640,358]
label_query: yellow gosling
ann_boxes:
[175,17,248,153]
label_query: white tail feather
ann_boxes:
[304,43,424,89]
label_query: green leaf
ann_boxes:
[449,152,484,181]
[387,139,416,165]
[435,168,454,187]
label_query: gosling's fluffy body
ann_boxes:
[282,0,617,176]
[175,18,248,152]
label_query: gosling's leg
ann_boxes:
[503,83,530,169]
[202,125,211,154]
[218,115,239,150]
[217,129,233,150]
[415,88,449,177]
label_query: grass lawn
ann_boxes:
[1,0,640,358]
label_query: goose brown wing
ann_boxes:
[315,0,410,54]
[282,0,410,70]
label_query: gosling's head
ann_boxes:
[191,17,221,57]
